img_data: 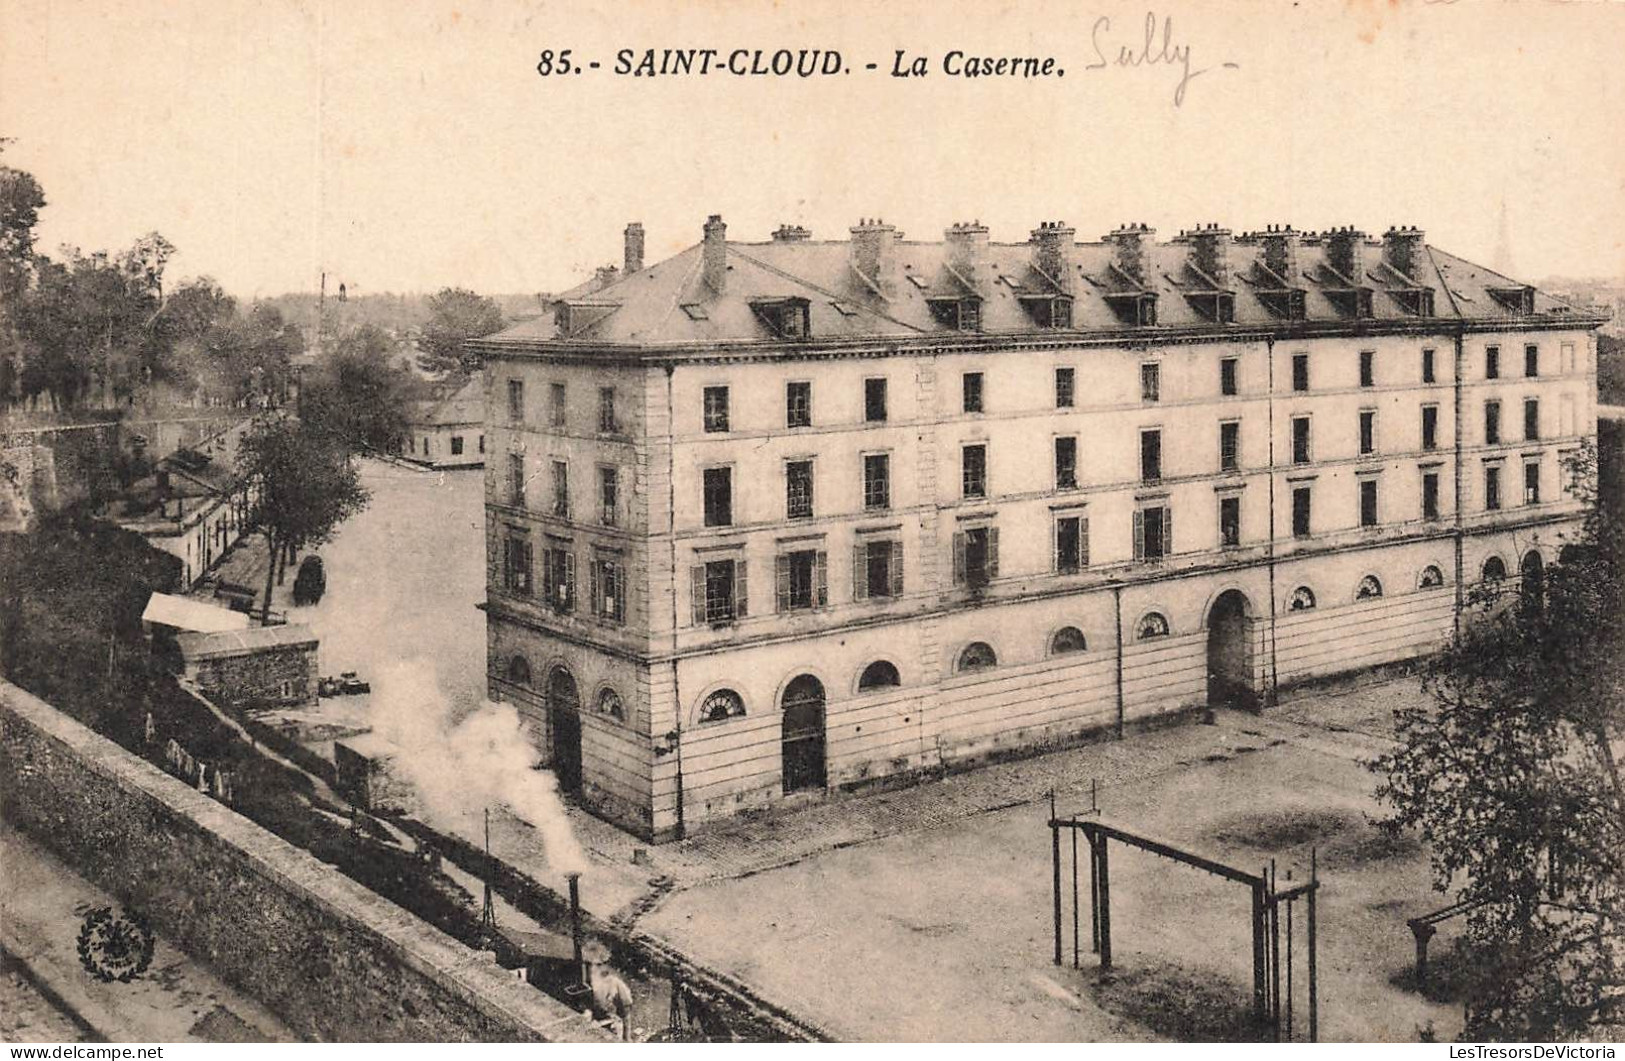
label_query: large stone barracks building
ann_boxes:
[471,215,1603,842]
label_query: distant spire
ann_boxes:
[1492,199,1517,278]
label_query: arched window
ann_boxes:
[1482,555,1507,581]
[1135,612,1170,640]
[508,654,532,686]
[1356,575,1383,600]
[1050,627,1088,655]
[597,688,626,721]
[957,642,998,672]
[698,688,746,723]
[1289,587,1316,611]
[857,660,901,691]
[1418,565,1445,589]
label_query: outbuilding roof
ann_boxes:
[141,592,252,633]
[175,622,318,661]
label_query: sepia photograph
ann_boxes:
[1,0,1622,1049]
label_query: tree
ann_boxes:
[1372,443,1624,1040]
[299,324,422,451]
[238,416,368,622]
[418,287,504,377]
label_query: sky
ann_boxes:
[2,0,1622,299]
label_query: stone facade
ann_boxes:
[471,217,1603,842]
[178,625,320,713]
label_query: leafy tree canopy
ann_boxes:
[417,287,504,377]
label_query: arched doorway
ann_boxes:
[781,674,827,794]
[1520,550,1545,612]
[546,666,583,796]
[1206,590,1255,710]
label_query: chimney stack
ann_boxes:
[849,218,898,291]
[702,215,727,294]
[623,222,644,276]
[593,265,620,290]
[1382,225,1425,280]
[1182,223,1232,286]
[1256,225,1302,283]
[1326,226,1368,285]
[772,224,812,242]
[1029,221,1076,290]
[1103,223,1155,288]
[945,221,991,287]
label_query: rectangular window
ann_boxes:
[589,555,625,623]
[962,443,988,498]
[1133,506,1172,561]
[693,559,747,625]
[703,386,730,432]
[865,378,888,423]
[1524,461,1541,505]
[1220,357,1238,397]
[1054,437,1078,490]
[1524,398,1540,441]
[702,467,732,527]
[451,436,464,456]
[1562,341,1577,374]
[1140,429,1162,482]
[954,526,999,587]
[1220,421,1240,472]
[962,372,984,414]
[478,435,485,454]
[1219,495,1241,548]
[508,453,526,508]
[853,539,904,600]
[507,379,524,423]
[540,546,575,612]
[598,387,618,434]
[1524,344,1539,378]
[551,460,570,519]
[1359,410,1376,456]
[1359,350,1375,388]
[786,381,812,428]
[1055,367,1075,408]
[1485,400,1502,445]
[1291,416,1311,465]
[1291,353,1310,392]
[776,549,828,612]
[1422,348,1436,384]
[1056,515,1089,574]
[1360,479,1379,528]
[1140,362,1161,403]
[1422,405,1439,451]
[1422,471,1440,521]
[549,382,567,429]
[785,459,814,520]
[1292,486,1312,538]
[1486,345,1501,379]
[1485,465,1503,511]
[598,466,617,526]
[502,535,533,596]
[864,453,890,511]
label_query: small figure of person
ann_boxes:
[582,939,634,1041]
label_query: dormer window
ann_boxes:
[1105,292,1157,326]
[750,297,810,339]
[1325,287,1374,319]
[1257,288,1306,321]
[1020,295,1073,329]
[1487,286,1536,314]
[929,297,982,331]
[1389,287,1436,317]
[1186,291,1235,324]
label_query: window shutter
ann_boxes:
[542,548,555,601]
[564,551,576,610]
[690,565,706,626]
[1161,508,1173,557]
[734,561,748,618]
[986,527,1000,580]
[1078,517,1090,569]
[852,543,868,600]
[1133,509,1146,561]
[610,563,624,621]
[502,538,512,589]
[589,559,601,616]
[815,551,828,607]
[775,554,791,613]
[890,540,904,597]
[952,531,966,585]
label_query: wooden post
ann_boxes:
[1097,839,1112,971]
[1308,849,1319,1044]
[1070,820,1080,969]
[1270,862,1281,1041]
[1252,880,1268,1024]
[1285,891,1294,1041]
[1089,834,1101,954]
[1050,792,1062,966]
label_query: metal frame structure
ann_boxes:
[1047,792,1321,1042]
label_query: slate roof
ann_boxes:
[475,224,1599,352]
[408,376,483,427]
[175,622,318,660]
[142,592,252,633]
